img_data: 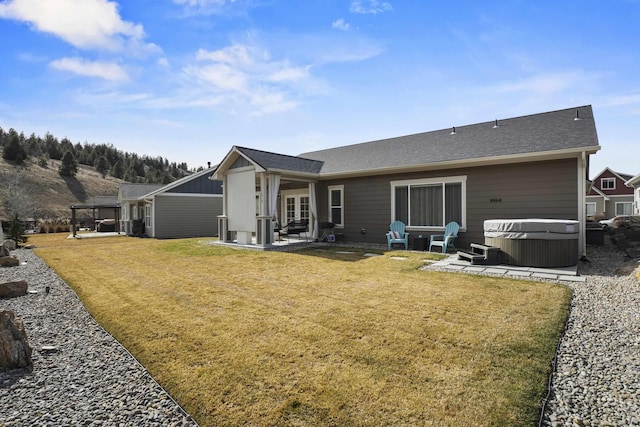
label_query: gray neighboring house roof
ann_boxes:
[91,195,118,205]
[119,183,164,200]
[298,105,600,177]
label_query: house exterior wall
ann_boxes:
[152,194,222,238]
[316,158,579,249]
[585,195,606,220]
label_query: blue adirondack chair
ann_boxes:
[386,221,409,250]
[429,221,460,253]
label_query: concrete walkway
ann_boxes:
[426,255,585,282]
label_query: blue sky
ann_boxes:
[1,0,638,176]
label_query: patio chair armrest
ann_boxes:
[430,234,444,242]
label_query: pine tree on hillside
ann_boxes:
[59,150,79,177]
[95,156,109,178]
[2,129,27,164]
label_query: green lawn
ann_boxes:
[31,234,571,427]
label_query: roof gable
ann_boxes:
[212,146,324,180]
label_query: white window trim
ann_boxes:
[390,175,467,230]
[601,178,616,190]
[328,185,344,228]
[280,189,310,224]
[615,201,633,216]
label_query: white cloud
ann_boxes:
[196,45,254,67]
[332,18,350,31]
[0,0,157,54]
[157,57,171,68]
[267,66,310,82]
[350,0,392,14]
[49,57,129,82]
[183,43,312,114]
[184,63,248,91]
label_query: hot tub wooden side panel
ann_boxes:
[485,237,578,267]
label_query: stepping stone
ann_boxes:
[559,275,586,282]
[363,253,382,257]
[484,268,506,275]
[507,270,532,277]
[390,256,407,260]
[532,273,558,280]
[335,251,355,254]
[463,266,486,273]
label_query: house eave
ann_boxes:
[625,173,640,187]
[317,146,601,179]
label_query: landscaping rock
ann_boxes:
[0,310,32,368]
[0,281,28,298]
[0,246,9,258]
[3,239,17,251]
[0,257,19,267]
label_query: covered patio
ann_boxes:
[211,146,324,249]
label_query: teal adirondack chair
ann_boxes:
[429,221,460,253]
[386,221,409,250]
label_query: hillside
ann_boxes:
[0,156,124,220]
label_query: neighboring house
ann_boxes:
[119,167,223,238]
[586,167,634,219]
[212,105,600,257]
[625,173,640,215]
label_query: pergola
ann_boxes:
[69,202,121,237]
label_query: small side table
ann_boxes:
[413,236,428,251]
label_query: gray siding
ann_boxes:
[153,195,223,239]
[170,174,223,194]
[316,159,579,249]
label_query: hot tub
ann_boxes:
[484,219,579,267]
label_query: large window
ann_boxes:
[585,202,596,217]
[328,185,344,227]
[616,202,632,216]
[391,177,465,228]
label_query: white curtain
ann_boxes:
[269,174,281,223]
[309,182,318,239]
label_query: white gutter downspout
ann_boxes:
[578,152,587,259]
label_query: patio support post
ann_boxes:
[218,215,228,242]
[256,173,271,247]
[71,207,77,237]
[309,182,318,240]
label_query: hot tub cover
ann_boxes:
[484,219,579,240]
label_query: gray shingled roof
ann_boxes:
[236,146,324,174]
[299,105,600,175]
[119,183,164,200]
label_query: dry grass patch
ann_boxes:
[30,234,570,427]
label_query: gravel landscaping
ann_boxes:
[541,241,640,427]
[1,239,639,426]
[0,249,198,427]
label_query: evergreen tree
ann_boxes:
[95,156,109,178]
[2,129,27,163]
[59,150,79,177]
[6,213,29,246]
[111,159,124,179]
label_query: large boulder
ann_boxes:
[0,310,32,369]
[0,257,19,267]
[0,244,9,258]
[0,280,28,298]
